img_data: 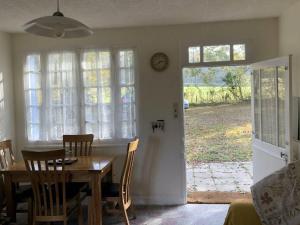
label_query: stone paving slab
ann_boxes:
[187,161,253,193]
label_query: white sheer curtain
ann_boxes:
[24,49,136,143]
[81,50,113,139]
[46,52,79,141]
[117,50,136,139]
[0,73,5,140]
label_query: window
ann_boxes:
[188,47,201,63]
[24,54,42,141]
[253,66,287,148]
[81,50,113,139]
[0,73,5,140]
[203,45,230,62]
[47,52,79,140]
[24,49,137,143]
[188,43,247,64]
[233,44,246,61]
[118,50,136,139]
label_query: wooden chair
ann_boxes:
[63,134,94,224]
[102,138,139,225]
[22,149,83,225]
[63,134,94,157]
[0,140,33,224]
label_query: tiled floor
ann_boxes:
[14,204,229,225]
[187,161,253,193]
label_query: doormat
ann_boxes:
[187,191,252,204]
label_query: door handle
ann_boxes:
[280,152,288,165]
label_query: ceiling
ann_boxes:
[0,0,299,33]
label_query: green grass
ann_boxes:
[184,103,252,164]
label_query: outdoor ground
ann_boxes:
[184,103,253,194]
[185,103,252,165]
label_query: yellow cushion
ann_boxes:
[224,199,262,225]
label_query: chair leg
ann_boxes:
[121,206,130,225]
[76,195,83,225]
[88,198,93,225]
[27,198,33,225]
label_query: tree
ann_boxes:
[222,67,250,101]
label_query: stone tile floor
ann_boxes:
[187,161,253,193]
[14,204,229,225]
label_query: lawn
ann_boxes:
[184,103,252,165]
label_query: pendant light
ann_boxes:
[23,0,93,38]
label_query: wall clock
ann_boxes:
[150,52,169,72]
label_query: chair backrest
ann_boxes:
[0,140,14,211]
[63,134,94,157]
[22,149,67,222]
[120,138,139,209]
[0,140,15,170]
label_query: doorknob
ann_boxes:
[280,152,288,165]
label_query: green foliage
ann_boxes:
[184,86,251,106]
[222,67,250,101]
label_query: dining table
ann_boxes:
[0,155,115,225]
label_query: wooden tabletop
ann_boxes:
[0,155,115,174]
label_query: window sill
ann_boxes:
[24,140,130,149]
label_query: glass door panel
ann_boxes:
[260,67,276,145]
[278,66,286,148]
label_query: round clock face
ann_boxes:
[150,52,169,72]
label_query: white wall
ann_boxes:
[0,32,15,144]
[12,18,279,205]
[279,1,300,158]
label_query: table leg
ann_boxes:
[4,174,16,221]
[92,173,102,225]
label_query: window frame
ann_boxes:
[184,42,248,67]
[22,47,138,147]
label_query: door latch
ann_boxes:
[280,152,288,165]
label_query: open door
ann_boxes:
[251,56,293,183]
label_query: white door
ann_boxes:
[251,56,293,183]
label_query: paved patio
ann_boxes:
[187,161,253,193]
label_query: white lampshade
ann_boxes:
[24,15,93,38]
[23,0,93,39]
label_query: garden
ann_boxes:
[183,66,252,165]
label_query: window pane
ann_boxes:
[47,52,79,140]
[83,71,97,87]
[86,122,98,138]
[99,69,111,86]
[119,50,134,68]
[27,124,40,141]
[99,51,111,69]
[24,54,40,72]
[82,51,97,70]
[24,73,41,90]
[261,67,276,145]
[85,88,98,105]
[203,45,230,62]
[253,70,261,139]
[188,47,201,63]
[99,123,112,139]
[98,104,112,122]
[121,87,135,104]
[85,105,98,123]
[50,88,63,105]
[278,66,286,148]
[120,68,134,85]
[99,87,111,104]
[27,107,40,123]
[25,90,42,106]
[233,44,246,61]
